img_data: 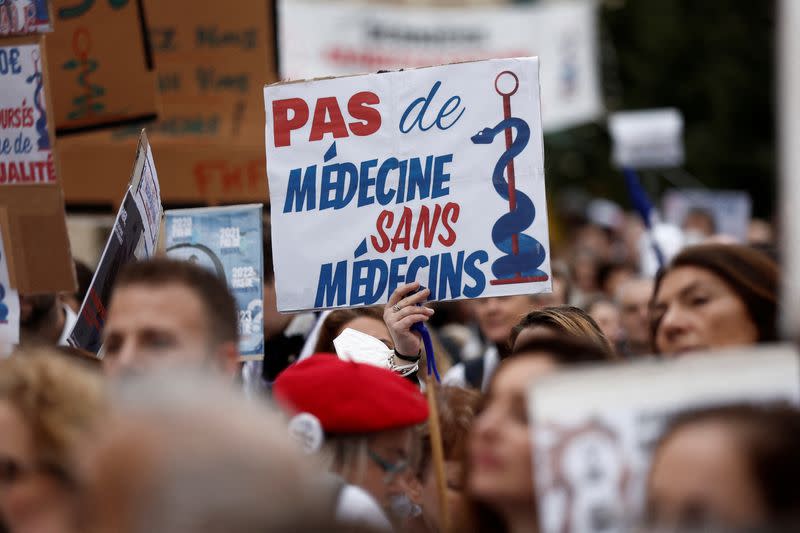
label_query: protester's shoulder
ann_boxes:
[336,484,393,532]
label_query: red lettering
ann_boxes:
[309,97,348,142]
[348,91,381,136]
[413,205,442,249]
[371,210,393,253]
[391,207,413,252]
[439,202,460,246]
[272,98,309,148]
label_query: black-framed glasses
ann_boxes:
[367,449,408,484]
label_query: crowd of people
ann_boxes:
[3,202,799,533]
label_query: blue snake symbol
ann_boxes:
[25,50,50,151]
[471,118,547,282]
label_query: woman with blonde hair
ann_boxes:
[0,349,105,533]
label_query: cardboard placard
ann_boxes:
[45,0,158,132]
[57,0,275,205]
[264,58,552,312]
[278,0,602,132]
[529,345,800,533]
[0,0,52,36]
[0,36,56,185]
[165,204,264,360]
[0,183,75,294]
[69,131,162,353]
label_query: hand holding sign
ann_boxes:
[384,282,433,358]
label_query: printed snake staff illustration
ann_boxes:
[471,75,547,283]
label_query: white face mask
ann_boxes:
[333,328,393,369]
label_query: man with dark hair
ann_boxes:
[102,258,239,378]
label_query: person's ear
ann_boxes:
[216,341,240,379]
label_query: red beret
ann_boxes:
[273,353,429,434]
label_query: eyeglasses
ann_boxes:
[367,449,408,484]
[0,456,74,488]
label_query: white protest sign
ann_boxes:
[278,0,601,133]
[608,108,684,169]
[0,231,20,353]
[529,345,800,533]
[264,58,551,312]
[662,188,752,241]
[0,40,55,184]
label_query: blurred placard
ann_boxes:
[58,0,275,205]
[529,345,800,533]
[662,188,752,241]
[278,0,601,133]
[0,0,51,36]
[609,108,684,169]
[0,231,20,350]
[0,37,56,184]
[265,58,551,312]
[45,0,158,132]
[69,131,162,353]
[166,205,264,360]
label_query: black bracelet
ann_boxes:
[394,349,422,362]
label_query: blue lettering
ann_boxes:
[315,261,348,307]
[432,154,452,199]
[357,159,378,207]
[407,156,433,201]
[334,162,358,210]
[351,260,388,306]
[375,158,398,206]
[387,257,408,298]
[439,251,465,299]
[399,81,441,133]
[0,49,21,75]
[320,163,339,210]
[463,250,489,298]
[437,95,465,130]
[399,80,465,134]
[283,165,317,213]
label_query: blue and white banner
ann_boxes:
[264,57,551,312]
[165,204,264,360]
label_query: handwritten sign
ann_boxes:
[165,204,264,361]
[0,40,55,184]
[0,0,51,36]
[529,345,800,533]
[45,0,157,131]
[264,58,551,312]
[69,131,162,353]
[278,0,601,132]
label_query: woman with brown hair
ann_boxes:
[0,348,105,533]
[650,243,778,355]
[509,305,617,358]
[313,307,393,354]
[646,403,800,531]
[403,385,481,532]
[460,336,613,532]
